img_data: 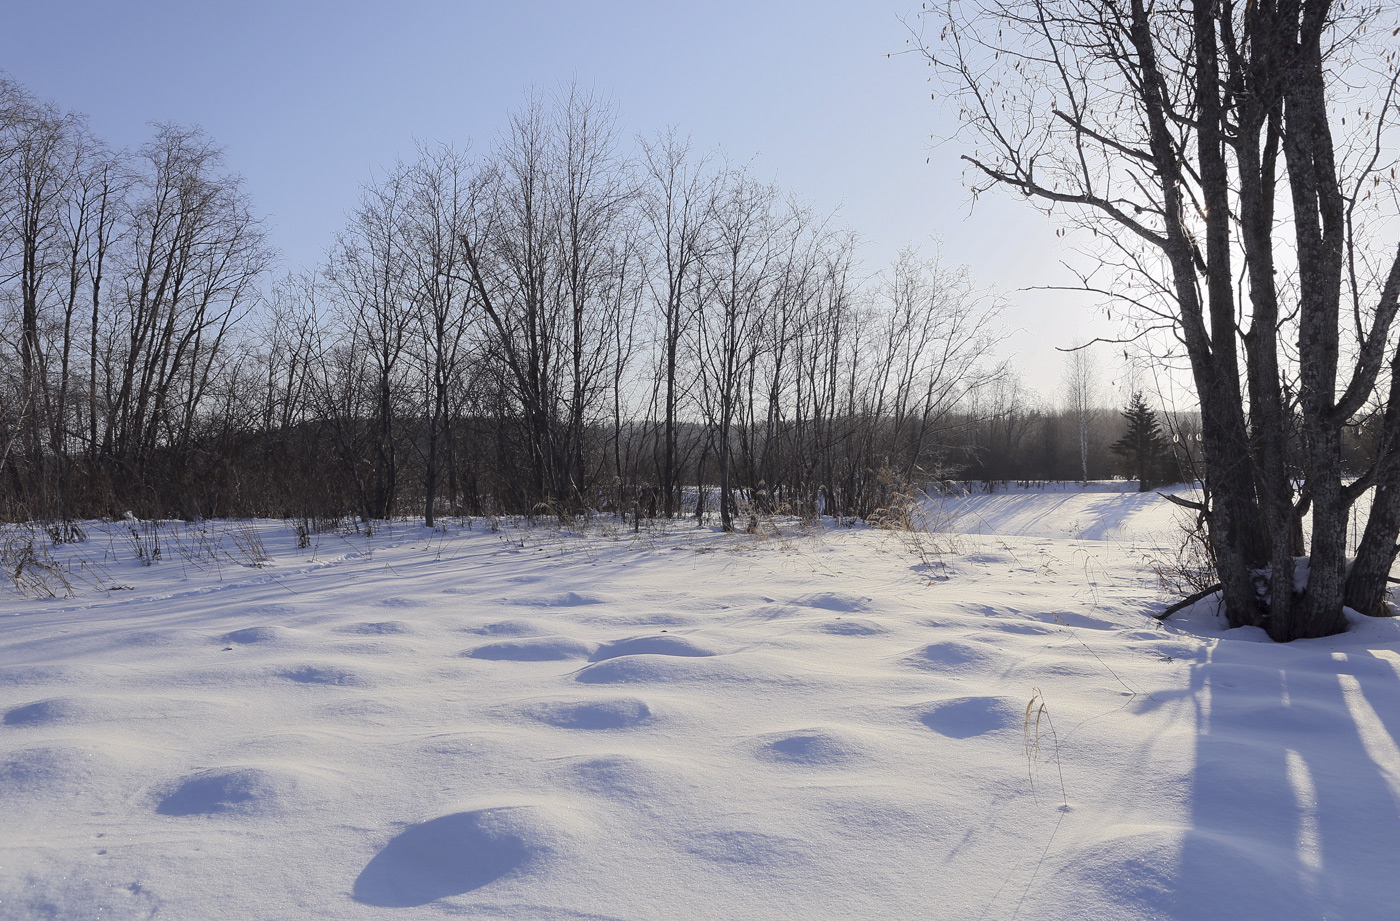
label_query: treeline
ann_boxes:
[2,78,1217,529]
[952,375,1192,485]
[1,79,1019,527]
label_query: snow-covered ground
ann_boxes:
[4,488,1400,920]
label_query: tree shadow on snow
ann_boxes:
[1172,635,1400,919]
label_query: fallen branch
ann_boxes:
[1154,582,1222,620]
[1157,577,1400,622]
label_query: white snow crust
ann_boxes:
[4,486,1400,919]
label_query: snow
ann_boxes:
[3,489,1400,919]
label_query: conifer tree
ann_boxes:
[1111,393,1170,492]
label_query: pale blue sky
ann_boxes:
[6,0,1111,398]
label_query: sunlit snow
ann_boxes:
[4,486,1400,919]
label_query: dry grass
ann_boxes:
[1146,509,1218,597]
[1023,688,1067,807]
[870,486,965,581]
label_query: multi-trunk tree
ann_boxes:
[919,0,1400,639]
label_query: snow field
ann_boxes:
[2,491,1400,919]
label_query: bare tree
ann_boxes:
[918,0,1400,639]
[696,168,785,531]
[552,85,636,506]
[458,86,638,512]
[639,129,715,517]
[329,164,413,521]
[1061,343,1098,484]
[403,144,478,526]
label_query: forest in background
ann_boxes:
[0,76,1254,530]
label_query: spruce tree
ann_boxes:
[1111,393,1170,491]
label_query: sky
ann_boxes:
[3,0,1128,402]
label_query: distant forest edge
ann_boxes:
[0,77,1374,527]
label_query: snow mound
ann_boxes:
[752,728,867,766]
[274,664,368,686]
[335,621,412,636]
[154,766,294,816]
[589,633,718,661]
[352,807,547,907]
[0,743,117,796]
[795,591,872,612]
[917,696,1021,738]
[466,637,594,661]
[4,696,85,726]
[815,618,886,636]
[902,639,1001,673]
[221,625,297,645]
[574,653,743,685]
[522,697,654,729]
[684,828,806,868]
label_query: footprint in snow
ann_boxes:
[377,597,427,609]
[573,655,737,685]
[568,755,668,798]
[521,591,608,608]
[686,829,804,868]
[990,621,1058,636]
